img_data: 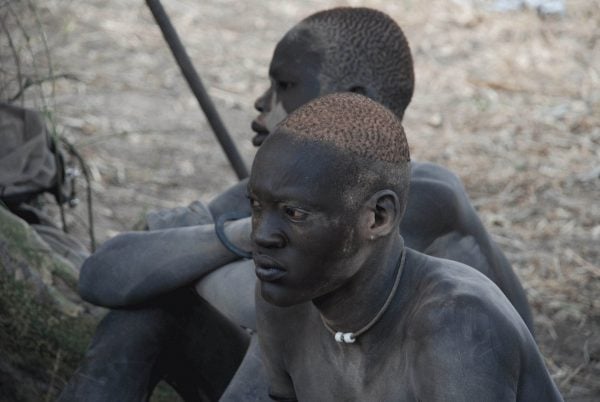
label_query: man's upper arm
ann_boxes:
[410,295,521,402]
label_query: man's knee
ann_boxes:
[89,307,179,360]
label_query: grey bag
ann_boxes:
[0,103,89,267]
[0,103,59,205]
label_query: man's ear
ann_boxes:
[362,190,400,240]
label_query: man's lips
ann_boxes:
[254,254,287,282]
[255,266,287,282]
[251,120,269,146]
[252,132,268,146]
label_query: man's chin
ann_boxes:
[252,133,269,147]
[260,282,302,307]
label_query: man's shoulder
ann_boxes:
[406,251,527,342]
[403,252,550,401]
[410,161,465,192]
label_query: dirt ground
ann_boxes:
[2,0,599,400]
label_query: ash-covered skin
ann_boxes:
[248,94,562,402]
[249,93,409,312]
[250,94,411,306]
[74,6,533,331]
[252,7,414,146]
[249,137,367,306]
[252,26,323,146]
[244,7,533,333]
[62,7,538,401]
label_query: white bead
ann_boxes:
[334,332,356,343]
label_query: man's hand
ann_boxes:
[223,217,252,254]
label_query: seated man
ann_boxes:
[79,7,532,330]
[61,7,534,401]
[210,5,532,330]
[236,92,562,401]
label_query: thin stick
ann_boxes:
[145,0,249,179]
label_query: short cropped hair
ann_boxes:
[277,93,411,213]
[299,7,414,120]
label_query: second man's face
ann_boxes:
[251,27,326,146]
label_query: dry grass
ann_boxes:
[394,2,600,398]
[3,0,599,399]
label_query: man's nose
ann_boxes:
[252,216,286,249]
[254,88,271,113]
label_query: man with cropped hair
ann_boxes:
[243,93,561,401]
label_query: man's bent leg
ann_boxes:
[161,296,250,401]
[195,259,257,330]
[220,336,271,402]
[59,290,250,401]
[58,306,176,402]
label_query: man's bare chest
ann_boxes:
[285,325,417,401]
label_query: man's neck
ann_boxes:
[313,234,405,333]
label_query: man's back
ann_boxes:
[403,161,533,330]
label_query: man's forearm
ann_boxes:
[79,222,248,307]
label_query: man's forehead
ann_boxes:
[249,135,357,204]
[249,138,312,190]
[270,27,322,72]
[249,158,322,210]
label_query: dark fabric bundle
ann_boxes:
[0,103,57,205]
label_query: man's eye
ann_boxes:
[248,197,261,210]
[276,80,294,91]
[284,206,308,222]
